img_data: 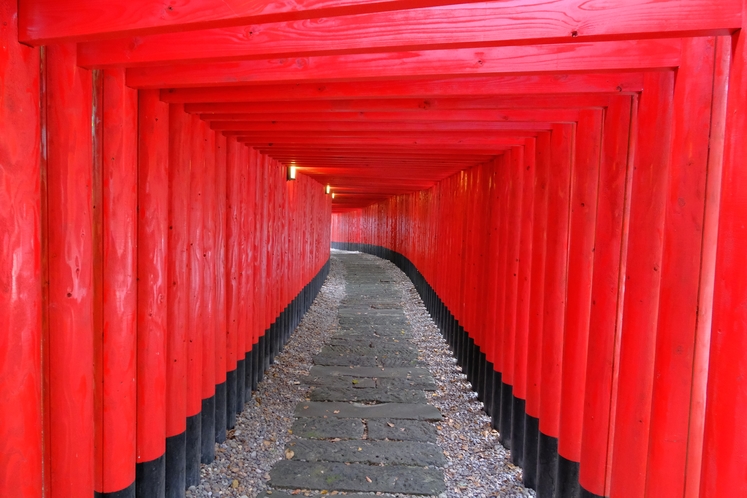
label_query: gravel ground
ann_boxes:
[190,250,534,498]
[368,253,535,498]
[188,256,346,498]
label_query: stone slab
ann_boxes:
[291,417,365,440]
[295,402,441,421]
[367,419,439,443]
[269,461,445,495]
[309,386,427,403]
[287,439,445,466]
[257,492,399,498]
[302,376,377,389]
[309,365,431,379]
[313,355,380,367]
[378,377,437,392]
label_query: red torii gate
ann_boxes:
[1,1,746,498]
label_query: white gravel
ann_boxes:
[190,250,534,498]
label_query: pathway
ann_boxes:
[260,253,447,496]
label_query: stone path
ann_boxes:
[261,254,447,497]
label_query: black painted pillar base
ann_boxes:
[236,358,245,413]
[511,396,526,467]
[500,383,513,449]
[165,432,186,498]
[537,431,559,498]
[523,414,540,490]
[483,362,494,416]
[557,454,581,498]
[185,413,201,487]
[226,369,237,430]
[200,396,215,464]
[136,453,165,498]
[215,382,226,443]
[491,372,502,430]
[251,345,260,391]
[244,351,254,403]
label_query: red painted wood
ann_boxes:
[137,89,169,464]
[127,38,682,88]
[525,131,551,419]
[558,109,603,462]
[185,95,615,114]
[201,109,581,122]
[609,71,674,498]
[0,3,43,495]
[539,124,573,439]
[166,103,192,438]
[162,75,644,106]
[98,68,138,493]
[45,42,95,498]
[21,0,495,43]
[215,133,228,387]
[215,121,559,132]
[187,112,205,419]
[578,96,634,496]
[513,138,536,402]
[201,120,217,401]
[645,37,720,497]
[78,0,740,68]
[701,20,747,498]
[225,138,240,375]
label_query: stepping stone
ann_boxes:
[291,418,365,440]
[313,354,380,367]
[286,439,446,466]
[295,402,442,421]
[309,365,431,379]
[269,461,445,495]
[368,419,439,443]
[309,386,427,403]
[302,375,377,389]
[257,492,399,498]
[378,377,437,391]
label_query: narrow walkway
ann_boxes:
[263,254,446,496]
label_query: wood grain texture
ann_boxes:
[127,38,682,88]
[79,0,740,68]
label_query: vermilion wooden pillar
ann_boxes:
[165,103,191,498]
[46,42,95,498]
[200,121,216,465]
[538,123,574,498]
[186,113,204,487]
[701,18,747,498]
[225,138,240,421]
[609,71,674,498]
[512,138,537,469]
[136,89,169,497]
[0,3,43,495]
[646,36,726,498]
[214,133,228,443]
[557,109,603,498]
[524,131,552,490]
[578,96,635,498]
[236,144,248,399]
[95,68,138,498]
[244,148,258,398]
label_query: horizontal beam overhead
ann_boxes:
[212,120,561,132]
[77,0,740,68]
[160,74,645,102]
[20,0,489,44]
[185,95,616,113]
[199,109,583,122]
[128,38,682,88]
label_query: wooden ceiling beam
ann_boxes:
[161,74,645,102]
[128,39,682,88]
[77,0,740,67]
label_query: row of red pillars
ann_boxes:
[1,13,332,497]
[331,34,747,498]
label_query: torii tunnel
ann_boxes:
[1,0,746,497]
